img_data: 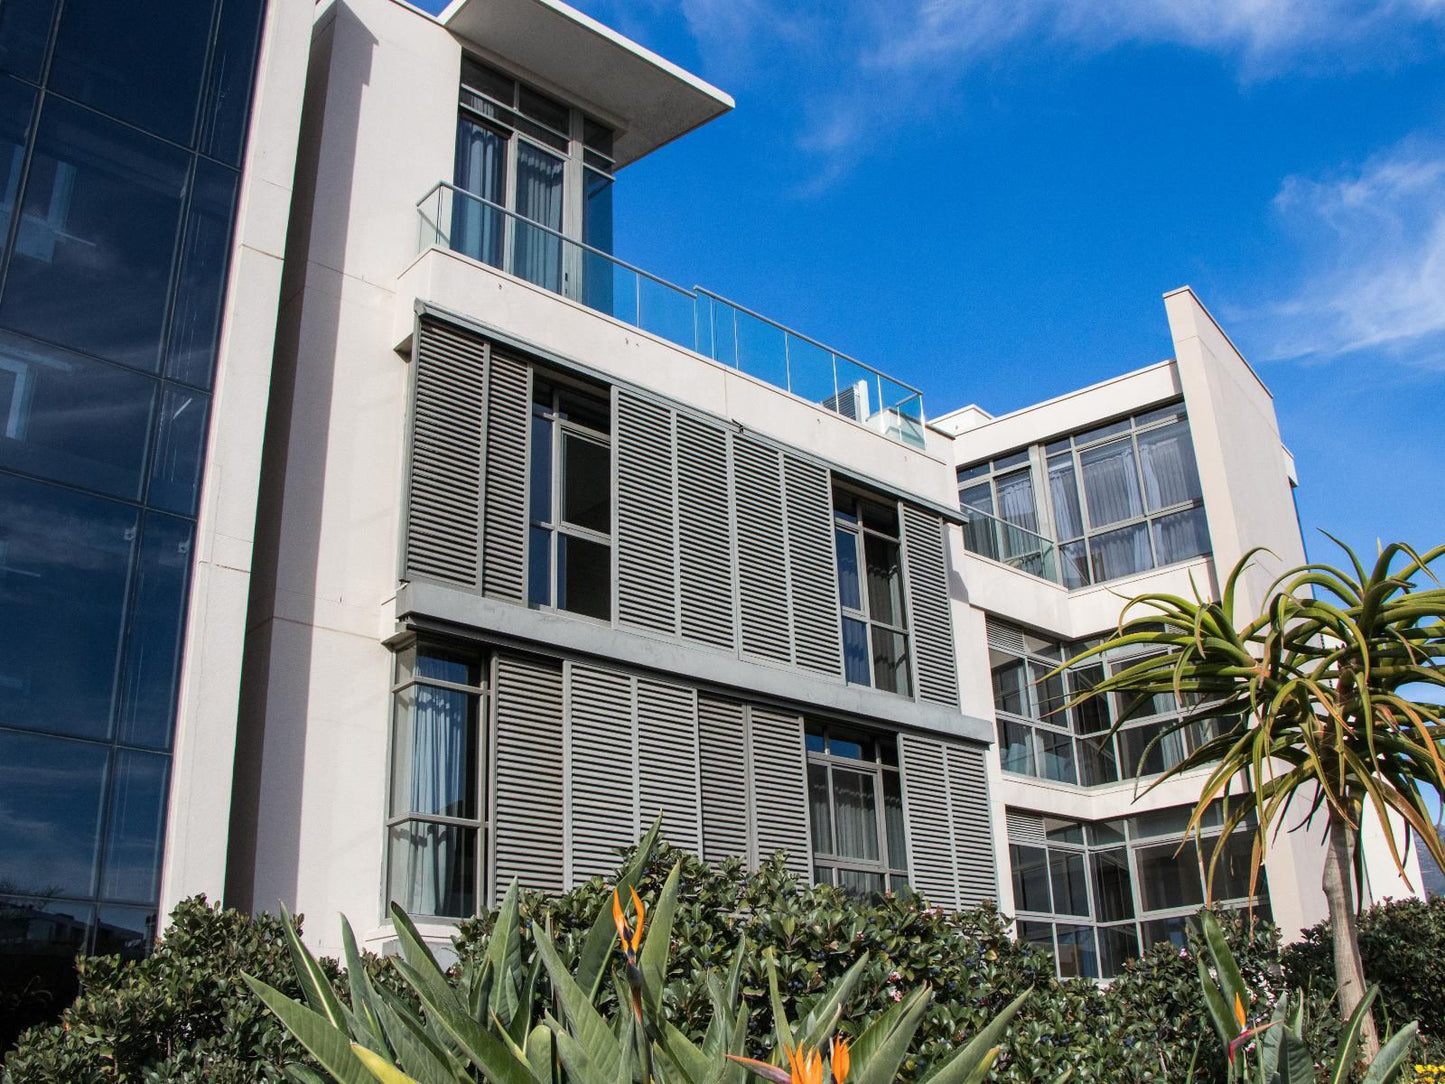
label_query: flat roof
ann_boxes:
[439,0,734,167]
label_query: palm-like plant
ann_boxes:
[1062,539,1445,1059]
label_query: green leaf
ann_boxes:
[389,904,466,1018]
[577,816,662,1001]
[641,862,682,1018]
[525,1023,555,1084]
[353,1044,424,1084]
[488,880,524,1027]
[917,990,1030,1084]
[1195,954,1239,1049]
[390,957,538,1084]
[764,949,796,1058]
[657,1020,716,1084]
[1361,1021,1419,1084]
[796,953,869,1052]
[244,973,374,1084]
[532,922,623,1082]
[373,994,470,1084]
[1330,984,1381,1083]
[280,903,351,1033]
[545,1012,610,1084]
[1275,1029,1314,1084]
[341,916,390,1056]
[1200,910,1249,1030]
[845,983,933,1084]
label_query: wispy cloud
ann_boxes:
[1245,137,1445,367]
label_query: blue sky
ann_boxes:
[429,0,1445,565]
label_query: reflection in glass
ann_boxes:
[997,718,1034,775]
[116,514,193,749]
[0,76,35,257]
[561,431,608,533]
[870,627,909,696]
[1009,844,1051,913]
[1136,839,1204,912]
[100,750,168,902]
[1048,851,1089,915]
[558,533,609,620]
[387,821,476,918]
[0,474,138,739]
[513,142,563,291]
[166,160,239,389]
[1090,848,1134,922]
[836,868,884,897]
[1153,506,1210,566]
[842,617,869,686]
[1054,924,1098,979]
[1038,728,1076,784]
[196,0,265,165]
[0,0,54,83]
[2,98,188,371]
[453,118,505,268]
[147,385,209,515]
[863,534,901,626]
[883,771,907,868]
[93,903,155,960]
[835,528,860,611]
[1089,521,1151,581]
[1097,924,1139,978]
[0,731,108,895]
[807,763,832,854]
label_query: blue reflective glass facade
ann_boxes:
[0,0,266,1033]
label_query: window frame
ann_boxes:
[833,485,912,696]
[805,722,909,893]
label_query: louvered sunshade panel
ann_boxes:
[784,456,843,678]
[616,391,678,635]
[733,438,792,664]
[901,506,961,707]
[946,743,998,905]
[697,694,750,863]
[1005,809,1047,846]
[898,733,958,908]
[405,320,487,586]
[491,654,565,896]
[479,351,530,602]
[676,414,736,650]
[637,678,702,855]
[747,707,811,877]
[985,616,1026,654]
[567,663,636,882]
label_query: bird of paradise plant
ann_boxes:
[1058,539,1445,1059]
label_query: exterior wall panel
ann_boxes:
[901,506,960,707]
[616,391,679,635]
[480,351,529,602]
[733,438,792,664]
[748,706,811,877]
[492,655,565,895]
[785,457,844,678]
[677,415,736,649]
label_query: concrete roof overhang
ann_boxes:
[439,0,734,168]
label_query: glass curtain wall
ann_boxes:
[1008,805,1269,979]
[0,0,266,1040]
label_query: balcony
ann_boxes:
[416,182,926,449]
[960,503,1063,584]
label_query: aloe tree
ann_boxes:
[1062,539,1445,1059]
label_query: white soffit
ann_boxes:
[439,0,734,168]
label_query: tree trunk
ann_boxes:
[1322,809,1378,1061]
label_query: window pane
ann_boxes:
[93,903,155,960]
[196,0,265,165]
[0,76,35,261]
[1209,830,1264,902]
[830,769,880,861]
[1153,506,1210,566]
[1079,438,1143,528]
[958,482,991,514]
[836,868,885,897]
[1137,420,1201,511]
[1009,844,1051,912]
[1038,729,1077,784]
[827,734,864,759]
[557,533,609,620]
[859,498,898,536]
[1119,723,1167,778]
[1076,734,1119,786]
[1047,455,1083,539]
[556,388,609,433]
[994,469,1037,532]
[1055,924,1098,979]
[49,0,212,143]
[513,142,563,291]
[1091,848,1135,922]
[1068,664,1110,733]
[99,749,168,902]
[842,617,869,685]
[863,534,902,626]
[1059,539,1090,588]
[1136,839,1203,912]
[0,475,138,739]
[561,432,609,533]
[0,899,92,976]
[1032,662,1066,719]
[808,762,832,855]
[387,821,476,918]
[1048,851,1089,916]
[997,718,1035,776]
[147,385,209,515]
[870,626,910,696]
[1089,521,1152,582]
[1098,924,1139,978]
[991,657,1027,716]
[416,649,480,686]
[1017,919,1054,957]
[582,169,614,311]
[0,730,108,896]
[529,408,552,522]
[166,159,239,388]
[116,513,193,749]
[527,525,550,607]
[882,771,907,870]
[453,118,506,268]
[835,527,861,612]
[2,99,188,370]
[1141,915,1189,951]
[0,0,54,82]
[395,684,478,820]
[0,332,155,499]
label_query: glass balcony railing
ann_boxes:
[416,182,926,449]
[960,503,1061,583]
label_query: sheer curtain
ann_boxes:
[1090,523,1152,580]
[453,118,504,268]
[403,685,471,915]
[830,770,880,861]
[1079,439,1143,527]
[514,143,564,291]
[1047,457,1084,539]
[995,469,1038,531]
[1137,422,1201,511]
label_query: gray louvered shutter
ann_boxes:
[567,663,636,882]
[1006,809,1047,847]
[636,678,701,854]
[616,391,678,634]
[733,438,791,663]
[899,733,998,910]
[405,319,486,586]
[697,695,749,862]
[676,415,736,649]
[492,655,564,895]
[946,743,998,906]
[898,734,958,908]
[784,457,843,678]
[901,506,960,707]
[482,351,529,601]
[747,707,810,876]
[985,617,1026,654]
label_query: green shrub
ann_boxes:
[1282,895,1445,1059]
[2,896,328,1083]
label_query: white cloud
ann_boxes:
[1248,139,1445,367]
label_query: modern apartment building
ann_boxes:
[1,0,1423,1007]
[0,0,313,1030]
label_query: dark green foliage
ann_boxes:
[2,896,329,1082]
[1282,894,1445,1059]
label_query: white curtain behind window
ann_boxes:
[1080,439,1143,527]
[453,119,505,268]
[404,685,470,914]
[1137,422,1201,512]
[514,143,564,291]
[830,770,880,861]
